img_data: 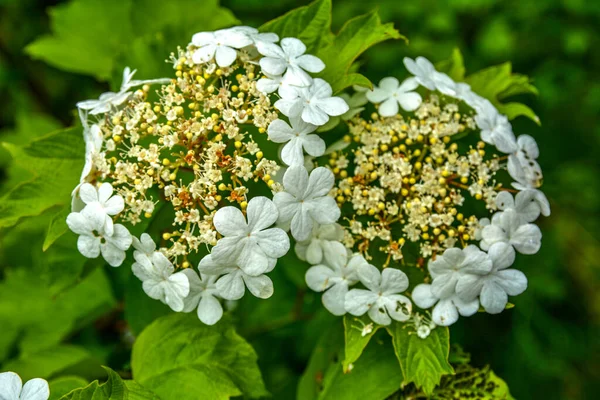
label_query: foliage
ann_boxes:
[0,0,598,399]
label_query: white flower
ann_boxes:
[231,26,279,48]
[428,245,493,299]
[132,237,190,312]
[66,208,132,267]
[257,38,325,86]
[305,242,360,315]
[210,196,290,276]
[275,78,349,126]
[267,117,325,166]
[480,209,542,254]
[403,56,458,95]
[256,72,297,98]
[412,283,479,326]
[495,190,550,224]
[191,28,253,67]
[0,372,49,400]
[366,77,422,116]
[199,254,274,300]
[76,67,168,115]
[456,242,527,314]
[295,223,345,265]
[78,182,124,235]
[273,166,341,241]
[473,100,517,153]
[508,135,543,189]
[345,264,412,325]
[182,269,223,325]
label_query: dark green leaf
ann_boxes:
[342,314,382,372]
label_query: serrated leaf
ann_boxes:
[48,376,89,400]
[0,127,83,229]
[465,61,540,124]
[259,0,333,54]
[316,11,404,93]
[60,367,127,400]
[342,314,382,372]
[387,323,454,395]
[131,313,268,400]
[43,205,71,251]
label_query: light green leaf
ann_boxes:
[259,0,333,54]
[60,367,127,400]
[387,323,454,395]
[43,205,71,251]
[124,274,171,336]
[48,376,89,400]
[465,61,540,124]
[3,345,99,382]
[123,381,161,400]
[436,48,465,81]
[0,126,83,230]
[316,11,404,93]
[298,324,402,400]
[342,314,382,372]
[131,313,268,400]
[488,371,516,400]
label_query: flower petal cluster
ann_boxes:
[295,223,345,265]
[508,135,544,189]
[366,77,422,116]
[267,117,325,166]
[274,165,341,241]
[191,29,253,67]
[0,371,49,400]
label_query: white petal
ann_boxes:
[255,41,285,58]
[108,224,132,251]
[411,284,438,309]
[495,269,528,296]
[357,263,381,292]
[296,54,325,73]
[79,183,98,204]
[198,254,232,275]
[488,242,516,271]
[380,268,409,294]
[345,289,378,316]
[238,239,270,275]
[260,57,287,76]
[453,296,480,317]
[77,235,100,258]
[280,37,306,57]
[432,299,459,326]
[0,372,22,399]
[517,134,539,158]
[368,300,392,325]
[97,182,113,203]
[267,119,294,142]
[100,242,126,267]
[254,227,290,259]
[397,92,422,112]
[275,98,304,118]
[20,378,50,400]
[324,241,349,270]
[213,206,247,236]
[256,77,280,93]
[455,274,484,302]
[216,271,245,300]
[243,274,274,299]
[315,97,349,117]
[181,269,203,313]
[430,274,458,299]
[302,105,329,126]
[273,192,300,225]
[191,32,214,46]
[301,134,326,158]
[378,76,400,91]
[246,196,278,232]
[306,196,340,225]
[480,281,508,314]
[511,223,541,254]
[103,196,124,215]
[304,167,334,199]
[383,294,412,322]
[282,164,309,198]
[281,137,305,166]
[378,98,399,117]
[215,46,238,67]
[198,295,223,325]
[66,212,91,235]
[306,265,336,292]
[366,87,390,104]
[192,45,216,64]
[290,206,313,241]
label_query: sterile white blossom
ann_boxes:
[412,283,479,326]
[403,56,458,95]
[132,240,190,312]
[305,242,360,315]
[508,135,543,189]
[191,29,253,67]
[268,117,325,166]
[273,165,341,241]
[345,264,412,325]
[295,223,345,265]
[66,207,131,267]
[366,77,422,116]
[256,72,297,98]
[456,242,527,314]
[199,254,274,300]
[209,196,290,275]
[257,38,325,86]
[78,182,124,235]
[428,245,492,299]
[182,269,223,325]
[495,190,550,224]
[275,78,349,126]
[231,26,279,48]
[473,100,518,153]
[0,372,49,400]
[480,209,542,254]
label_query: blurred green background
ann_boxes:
[0,0,598,398]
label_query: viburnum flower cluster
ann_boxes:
[67,26,349,325]
[301,56,550,330]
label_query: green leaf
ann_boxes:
[60,367,127,400]
[342,314,382,372]
[298,324,402,400]
[387,323,454,395]
[43,205,71,251]
[49,376,89,400]
[316,11,404,92]
[436,48,465,81]
[489,371,516,400]
[260,0,403,93]
[131,313,268,399]
[124,274,171,336]
[465,61,540,124]
[0,127,83,229]
[3,345,100,382]
[259,0,333,54]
